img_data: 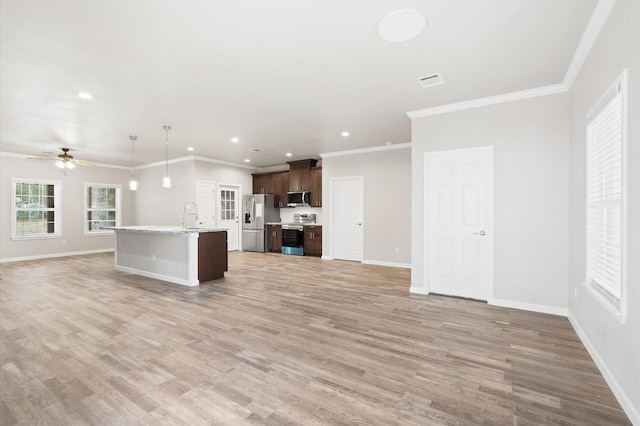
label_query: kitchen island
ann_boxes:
[110,226,228,286]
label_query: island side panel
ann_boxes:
[115,231,193,285]
[198,231,228,282]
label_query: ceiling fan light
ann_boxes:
[66,162,76,169]
[55,160,65,169]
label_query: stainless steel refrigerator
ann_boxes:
[242,194,280,252]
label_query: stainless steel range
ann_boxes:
[281,214,316,256]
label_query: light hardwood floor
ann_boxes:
[0,252,630,425]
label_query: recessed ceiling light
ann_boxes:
[187,147,195,152]
[231,137,239,143]
[377,9,427,43]
[244,158,251,163]
[286,153,292,157]
[78,92,93,100]
[341,131,350,137]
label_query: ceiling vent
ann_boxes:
[418,73,444,88]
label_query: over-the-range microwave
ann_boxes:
[287,191,310,207]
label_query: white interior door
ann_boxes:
[196,180,216,227]
[218,184,240,251]
[331,176,363,261]
[425,147,493,300]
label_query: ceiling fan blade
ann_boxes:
[27,156,57,161]
[72,159,94,166]
[28,148,93,166]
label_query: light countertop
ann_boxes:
[266,222,321,226]
[108,226,228,234]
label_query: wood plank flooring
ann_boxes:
[0,252,630,425]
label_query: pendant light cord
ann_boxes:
[163,125,171,176]
[130,135,137,176]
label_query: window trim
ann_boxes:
[11,178,62,240]
[584,69,627,323]
[84,182,122,235]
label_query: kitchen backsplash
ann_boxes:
[279,207,322,224]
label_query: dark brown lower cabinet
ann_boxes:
[197,231,228,281]
[267,225,282,253]
[304,225,322,256]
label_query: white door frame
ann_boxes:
[217,183,242,251]
[423,146,494,300]
[329,175,364,261]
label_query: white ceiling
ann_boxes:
[0,0,598,168]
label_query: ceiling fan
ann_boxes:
[29,148,94,169]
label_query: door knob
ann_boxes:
[474,231,486,236]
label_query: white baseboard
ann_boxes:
[568,312,640,425]
[489,297,567,316]
[567,312,640,425]
[362,260,411,269]
[0,248,114,263]
[114,265,196,287]
[321,255,333,260]
[409,286,429,295]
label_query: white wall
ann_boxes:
[132,158,255,226]
[322,146,411,267]
[133,159,197,225]
[0,154,133,261]
[567,0,640,420]
[193,158,254,197]
[410,93,571,310]
[0,154,258,261]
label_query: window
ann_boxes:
[12,179,61,239]
[85,183,121,234]
[220,189,236,220]
[585,69,627,320]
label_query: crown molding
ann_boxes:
[0,151,130,170]
[406,84,568,119]
[1,151,260,171]
[406,0,615,120]
[112,155,192,170]
[563,0,617,89]
[192,155,258,170]
[320,142,411,159]
[132,155,257,171]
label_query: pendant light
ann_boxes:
[162,125,172,188]
[129,135,138,191]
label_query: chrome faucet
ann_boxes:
[183,201,199,229]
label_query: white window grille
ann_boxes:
[585,69,627,319]
[85,183,121,234]
[12,179,61,239]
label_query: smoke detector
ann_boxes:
[418,73,444,88]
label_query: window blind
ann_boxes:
[586,85,623,302]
